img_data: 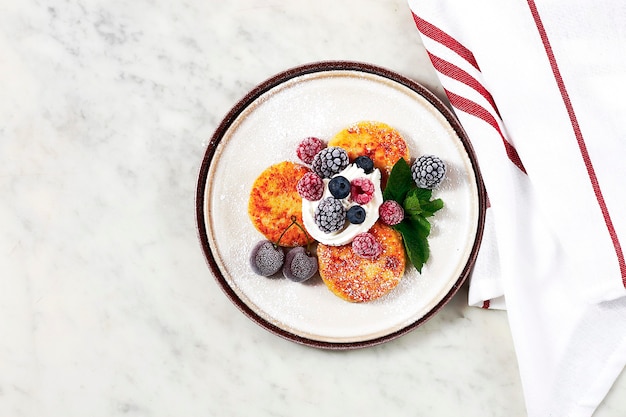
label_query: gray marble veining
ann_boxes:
[1,1,624,416]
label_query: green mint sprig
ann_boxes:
[383,158,444,273]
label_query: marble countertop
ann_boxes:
[2,1,624,416]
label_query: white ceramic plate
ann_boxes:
[196,61,486,349]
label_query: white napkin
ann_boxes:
[407,1,626,415]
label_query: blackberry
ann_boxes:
[328,176,350,199]
[314,197,346,233]
[411,155,446,189]
[354,156,374,174]
[347,205,366,224]
[312,147,349,179]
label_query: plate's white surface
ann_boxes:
[203,69,480,344]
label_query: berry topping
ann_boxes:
[296,172,324,201]
[354,155,374,174]
[352,232,383,260]
[250,240,285,276]
[350,177,375,205]
[328,176,350,199]
[314,197,346,233]
[296,137,326,164]
[312,147,349,179]
[283,247,318,282]
[411,155,446,189]
[346,205,366,224]
[379,200,404,226]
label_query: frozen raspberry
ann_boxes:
[379,200,404,226]
[350,177,375,204]
[314,197,346,233]
[296,172,324,201]
[352,232,383,260]
[312,147,349,178]
[296,137,326,164]
[411,155,446,189]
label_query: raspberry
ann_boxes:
[296,137,325,164]
[411,155,446,189]
[314,197,346,233]
[352,232,383,260]
[379,200,404,226]
[296,172,324,201]
[350,177,375,204]
[312,147,349,178]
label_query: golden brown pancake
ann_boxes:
[317,222,406,302]
[328,121,410,181]
[248,161,311,247]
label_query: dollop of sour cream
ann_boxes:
[302,164,383,246]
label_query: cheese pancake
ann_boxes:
[328,121,410,180]
[248,161,311,247]
[317,222,406,302]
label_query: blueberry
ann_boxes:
[347,205,366,224]
[354,156,374,174]
[328,176,350,199]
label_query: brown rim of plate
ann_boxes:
[195,60,487,350]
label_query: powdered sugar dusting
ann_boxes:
[204,69,480,343]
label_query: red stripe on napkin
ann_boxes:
[426,52,501,117]
[412,13,479,70]
[412,14,527,174]
[527,0,626,287]
[445,89,527,174]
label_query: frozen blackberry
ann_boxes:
[354,156,374,174]
[411,155,446,189]
[312,147,349,179]
[314,197,346,233]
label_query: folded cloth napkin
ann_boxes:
[407,1,626,415]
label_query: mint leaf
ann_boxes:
[409,213,431,238]
[403,193,422,216]
[394,220,430,273]
[382,158,445,273]
[383,158,413,203]
[412,187,432,203]
[420,198,444,217]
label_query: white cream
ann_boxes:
[302,164,383,246]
